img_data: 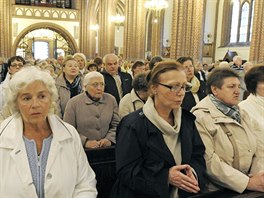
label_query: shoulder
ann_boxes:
[103,93,117,102]
[182,108,196,121]
[119,109,145,127]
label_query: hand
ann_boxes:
[85,140,99,149]
[98,139,111,147]
[247,172,264,192]
[168,164,200,193]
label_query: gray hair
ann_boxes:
[5,66,58,114]
[103,53,118,64]
[83,71,104,88]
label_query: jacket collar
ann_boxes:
[82,92,107,105]
[0,113,72,149]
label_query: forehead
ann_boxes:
[65,59,77,65]
[75,56,84,61]
[106,56,117,63]
[182,60,193,66]
[222,77,240,84]
[159,70,186,82]
[89,76,104,82]
[19,81,48,94]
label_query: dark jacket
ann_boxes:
[182,80,207,111]
[111,109,206,198]
[101,69,132,104]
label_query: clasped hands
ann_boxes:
[168,164,200,193]
[85,139,111,148]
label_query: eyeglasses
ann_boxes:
[158,82,192,93]
[10,63,24,68]
[89,82,105,88]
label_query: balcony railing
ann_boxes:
[15,0,72,9]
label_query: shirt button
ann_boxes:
[248,149,251,152]
[47,173,52,179]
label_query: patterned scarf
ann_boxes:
[65,74,82,98]
[209,94,241,123]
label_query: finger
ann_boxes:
[179,183,200,193]
[173,164,190,171]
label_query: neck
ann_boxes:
[23,119,51,138]
[154,99,174,125]
[64,74,76,83]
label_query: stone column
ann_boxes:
[0,0,12,57]
[249,0,264,63]
[170,0,205,61]
[123,0,146,60]
[98,0,116,57]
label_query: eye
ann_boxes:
[22,96,31,101]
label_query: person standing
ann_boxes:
[101,53,132,104]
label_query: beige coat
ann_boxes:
[118,89,145,118]
[191,96,263,193]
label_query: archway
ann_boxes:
[12,22,79,59]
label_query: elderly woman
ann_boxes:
[177,57,206,111]
[119,72,149,118]
[111,61,206,198]
[0,67,97,197]
[239,65,264,170]
[55,55,82,116]
[63,71,120,149]
[191,68,264,193]
[73,53,87,76]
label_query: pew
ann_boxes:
[85,146,116,198]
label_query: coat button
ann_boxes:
[248,149,251,152]
[47,173,52,179]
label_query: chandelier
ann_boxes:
[144,0,168,10]
[110,14,125,25]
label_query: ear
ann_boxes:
[150,84,158,95]
[211,85,218,96]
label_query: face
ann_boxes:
[85,77,105,99]
[137,90,149,101]
[17,81,51,125]
[75,56,85,70]
[256,82,264,97]
[9,60,24,75]
[63,60,79,77]
[57,56,64,65]
[133,65,146,76]
[152,70,187,110]
[104,55,119,75]
[182,60,194,82]
[88,66,98,72]
[211,77,240,106]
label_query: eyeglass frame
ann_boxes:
[88,82,105,88]
[10,63,24,68]
[157,82,192,93]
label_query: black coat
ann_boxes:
[101,69,132,104]
[111,109,206,198]
[182,80,207,111]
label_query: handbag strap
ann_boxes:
[219,123,240,170]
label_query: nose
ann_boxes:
[31,98,41,107]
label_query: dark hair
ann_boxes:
[146,61,184,90]
[177,57,194,65]
[94,57,103,65]
[149,56,163,70]
[244,65,264,95]
[7,56,26,68]
[132,72,148,92]
[87,63,98,71]
[132,61,144,70]
[206,68,240,94]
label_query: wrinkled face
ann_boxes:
[63,60,79,77]
[75,56,86,70]
[85,77,105,99]
[17,81,51,125]
[256,81,264,97]
[152,70,187,110]
[211,77,240,106]
[133,65,146,76]
[104,56,119,75]
[57,56,64,65]
[9,60,24,75]
[182,60,194,82]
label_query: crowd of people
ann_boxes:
[0,52,263,197]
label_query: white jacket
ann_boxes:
[0,114,97,198]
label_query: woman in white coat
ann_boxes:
[0,66,97,198]
[239,65,264,171]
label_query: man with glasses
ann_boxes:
[0,56,25,115]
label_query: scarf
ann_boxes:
[65,74,82,98]
[209,94,241,123]
[190,76,200,93]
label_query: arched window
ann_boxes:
[222,0,254,46]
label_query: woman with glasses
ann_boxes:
[63,71,120,148]
[0,56,25,122]
[55,55,82,117]
[111,61,206,198]
[191,68,264,193]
